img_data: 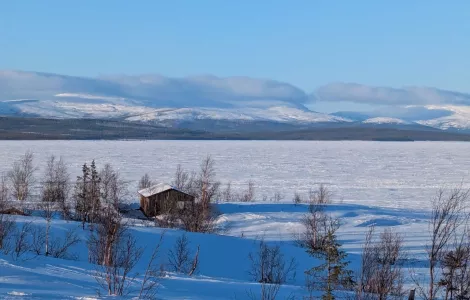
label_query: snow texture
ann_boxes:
[362,117,409,124]
[0,141,467,298]
[0,140,468,210]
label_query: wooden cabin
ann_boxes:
[138,183,195,217]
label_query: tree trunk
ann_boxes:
[408,288,415,300]
[188,245,200,276]
[429,261,435,300]
[45,219,50,256]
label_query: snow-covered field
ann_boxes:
[0,203,431,299]
[0,141,468,299]
[0,140,468,209]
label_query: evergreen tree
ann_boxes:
[89,160,101,226]
[305,218,354,299]
[75,163,90,229]
[74,160,102,229]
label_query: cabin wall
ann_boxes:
[141,189,195,217]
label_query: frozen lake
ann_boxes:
[0,140,469,209]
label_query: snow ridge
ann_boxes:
[362,117,409,125]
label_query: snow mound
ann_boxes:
[362,117,409,125]
[8,291,31,296]
[356,218,404,227]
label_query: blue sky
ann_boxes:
[1,0,469,95]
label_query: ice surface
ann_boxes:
[0,141,468,209]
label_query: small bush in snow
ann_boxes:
[248,238,296,285]
[309,184,332,205]
[239,180,256,202]
[167,233,200,276]
[139,173,153,190]
[11,221,34,261]
[271,192,282,203]
[293,192,302,205]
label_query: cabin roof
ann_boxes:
[138,183,190,198]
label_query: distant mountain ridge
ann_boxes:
[2,70,470,132]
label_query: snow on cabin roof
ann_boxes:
[138,183,180,197]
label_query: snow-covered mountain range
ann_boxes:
[2,70,470,131]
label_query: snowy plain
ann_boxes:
[0,140,468,209]
[0,141,469,299]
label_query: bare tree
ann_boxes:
[248,238,297,285]
[188,245,200,277]
[222,182,234,202]
[309,184,332,205]
[197,155,220,213]
[41,155,69,202]
[413,187,469,300]
[246,281,286,300]
[100,163,127,208]
[8,150,36,201]
[246,238,296,300]
[139,173,153,190]
[0,174,9,206]
[170,160,220,233]
[92,227,143,296]
[31,225,46,256]
[298,200,328,252]
[179,202,218,233]
[172,165,189,191]
[168,233,191,274]
[38,199,55,256]
[38,156,72,256]
[48,228,80,260]
[41,155,71,219]
[138,233,165,300]
[293,192,302,205]
[240,180,256,202]
[88,163,144,296]
[357,226,405,300]
[0,175,15,251]
[438,226,470,300]
[271,192,282,203]
[11,221,33,260]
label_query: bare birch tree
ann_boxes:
[89,166,142,296]
[0,175,15,252]
[172,165,189,191]
[41,155,70,218]
[240,180,256,202]
[138,233,165,300]
[357,226,405,300]
[413,187,469,300]
[139,173,153,190]
[8,150,36,201]
[168,233,191,273]
[309,184,332,205]
[197,155,220,214]
[248,238,297,285]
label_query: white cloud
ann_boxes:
[313,82,470,106]
[0,71,309,110]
